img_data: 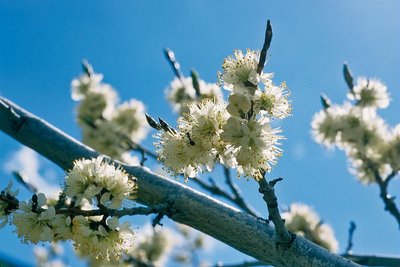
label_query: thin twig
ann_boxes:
[345,221,356,254]
[12,171,38,193]
[216,254,400,267]
[320,94,331,109]
[367,162,400,228]
[190,70,201,97]
[375,172,400,228]
[343,254,400,266]
[257,20,273,75]
[164,48,184,80]
[124,256,156,267]
[223,167,259,217]
[257,175,293,245]
[343,62,354,91]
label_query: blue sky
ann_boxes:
[1,1,400,266]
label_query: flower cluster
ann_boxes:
[154,49,291,180]
[65,156,137,208]
[1,157,138,264]
[282,203,338,252]
[311,74,398,184]
[127,223,176,267]
[71,62,149,164]
[165,76,223,115]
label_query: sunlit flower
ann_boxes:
[348,77,390,109]
[218,49,272,97]
[72,216,135,263]
[348,151,391,184]
[82,122,129,160]
[226,93,251,118]
[52,215,73,241]
[380,124,400,172]
[13,193,55,244]
[282,203,338,252]
[312,103,388,152]
[221,117,282,179]
[71,72,104,101]
[311,106,343,148]
[180,100,229,145]
[111,99,149,143]
[128,224,177,267]
[255,81,292,119]
[155,130,210,179]
[65,156,137,208]
[76,85,118,126]
[166,77,223,114]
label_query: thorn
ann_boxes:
[269,177,283,187]
[82,59,94,77]
[343,62,354,91]
[320,94,331,109]
[158,118,177,134]
[145,114,161,130]
[190,70,201,97]
[257,20,273,75]
[164,48,183,80]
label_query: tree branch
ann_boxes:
[257,176,292,245]
[216,254,400,267]
[345,221,356,254]
[0,96,358,267]
[343,254,400,266]
[223,167,259,217]
[370,164,400,228]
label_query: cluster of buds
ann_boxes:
[71,61,149,164]
[312,64,398,184]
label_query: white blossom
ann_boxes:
[129,224,177,267]
[111,99,149,143]
[155,100,230,179]
[71,72,104,101]
[65,156,137,208]
[380,124,400,172]
[52,215,73,241]
[76,85,118,126]
[282,203,338,252]
[72,216,135,263]
[82,122,129,160]
[71,64,149,163]
[220,117,282,179]
[165,77,223,115]
[218,49,272,97]
[312,104,388,152]
[13,193,56,244]
[255,81,292,119]
[348,77,390,109]
[154,130,208,179]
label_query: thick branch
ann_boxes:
[0,96,358,267]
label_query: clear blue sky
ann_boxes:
[1,1,399,266]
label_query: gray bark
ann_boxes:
[0,96,358,267]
